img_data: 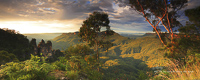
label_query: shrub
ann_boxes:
[52,57,69,71]
[66,70,79,80]
[0,54,55,80]
[86,69,102,80]
[0,50,19,65]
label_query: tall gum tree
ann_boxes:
[78,11,114,60]
[127,0,187,47]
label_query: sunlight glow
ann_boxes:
[0,21,76,34]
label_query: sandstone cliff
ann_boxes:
[30,39,52,56]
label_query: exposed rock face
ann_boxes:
[46,41,52,55]
[38,39,52,56]
[30,38,38,55]
[30,39,52,56]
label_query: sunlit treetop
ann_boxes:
[79,11,113,45]
[79,11,114,60]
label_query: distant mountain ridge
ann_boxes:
[120,33,157,39]
[24,33,62,44]
[50,31,168,67]
[23,31,169,67]
[22,31,171,79]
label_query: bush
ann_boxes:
[86,69,102,80]
[52,57,69,71]
[65,70,79,80]
[0,50,19,65]
[0,54,56,80]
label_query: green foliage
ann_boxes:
[101,57,150,80]
[0,50,19,65]
[86,69,103,80]
[179,22,200,34]
[51,44,103,79]
[185,6,200,25]
[52,57,68,71]
[63,44,104,79]
[65,44,94,58]
[79,11,111,44]
[165,6,200,65]
[79,11,114,60]
[65,55,102,79]
[156,6,200,80]
[137,70,149,80]
[65,70,79,80]
[0,28,32,61]
[0,54,56,80]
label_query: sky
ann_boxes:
[0,0,199,34]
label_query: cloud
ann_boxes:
[0,0,116,21]
[0,0,200,34]
[57,0,115,20]
[0,0,62,21]
[111,0,200,31]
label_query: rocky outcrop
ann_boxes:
[38,39,52,56]
[46,41,52,55]
[30,38,38,55]
[30,39,52,56]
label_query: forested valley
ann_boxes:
[0,0,200,80]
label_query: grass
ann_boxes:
[152,59,200,80]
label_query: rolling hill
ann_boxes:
[23,31,170,79]
[51,32,81,50]
[51,31,169,68]
[24,31,169,67]
[120,33,157,39]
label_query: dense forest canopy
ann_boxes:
[0,28,32,61]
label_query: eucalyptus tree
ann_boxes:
[78,11,114,60]
[128,0,188,47]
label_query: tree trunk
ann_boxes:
[166,13,174,43]
[95,40,99,60]
[95,40,99,71]
[137,0,167,46]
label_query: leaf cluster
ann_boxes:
[78,11,114,47]
[64,44,94,59]
[0,54,56,80]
